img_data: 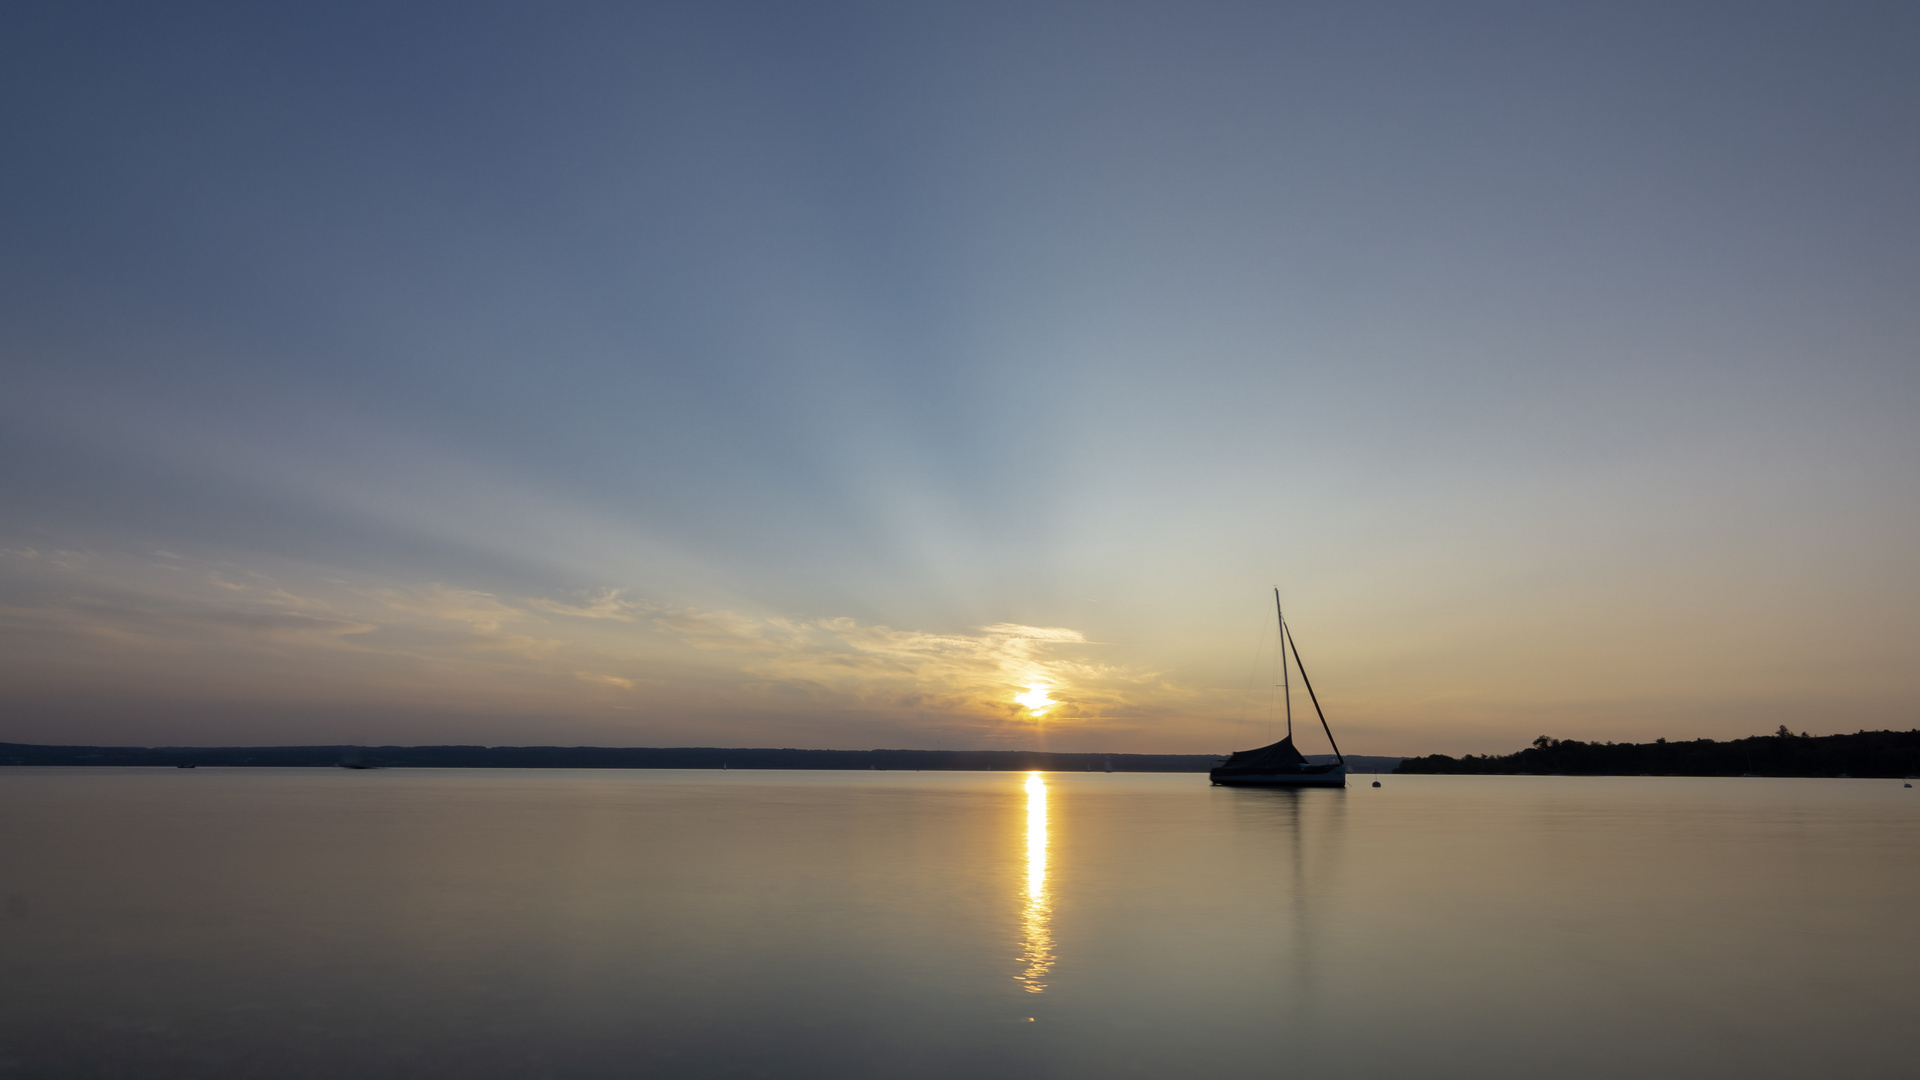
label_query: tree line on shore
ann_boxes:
[1394,727,1920,778]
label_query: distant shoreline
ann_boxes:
[0,742,1401,773]
[9,734,1913,777]
[1396,729,1920,779]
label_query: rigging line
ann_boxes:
[1274,587,1291,740]
[1282,618,1344,765]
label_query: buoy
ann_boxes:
[1371,781,1381,788]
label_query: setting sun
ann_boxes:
[1015,684,1055,715]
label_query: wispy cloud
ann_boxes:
[369,585,525,633]
[363,585,569,658]
[649,609,1158,725]
[528,588,645,621]
[0,599,378,655]
[0,549,1176,741]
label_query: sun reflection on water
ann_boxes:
[1017,770,1054,993]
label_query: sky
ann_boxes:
[2,1,1916,756]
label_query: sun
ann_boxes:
[1015,684,1055,716]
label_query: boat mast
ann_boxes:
[1283,618,1344,766]
[1274,587,1291,740]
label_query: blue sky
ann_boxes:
[3,2,1916,753]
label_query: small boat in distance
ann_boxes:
[1210,589,1347,788]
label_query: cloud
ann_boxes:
[369,585,526,634]
[649,608,1157,724]
[0,599,378,654]
[528,588,645,621]
[0,548,1180,741]
[652,607,780,648]
[472,633,565,659]
[364,585,569,657]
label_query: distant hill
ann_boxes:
[1395,729,1920,778]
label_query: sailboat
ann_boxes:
[1210,589,1347,788]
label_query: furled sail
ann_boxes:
[1217,735,1310,773]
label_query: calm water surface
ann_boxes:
[2,768,1915,1078]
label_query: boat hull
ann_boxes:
[1210,766,1347,788]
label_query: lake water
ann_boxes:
[2,768,1915,1078]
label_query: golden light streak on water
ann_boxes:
[1016,770,1054,993]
